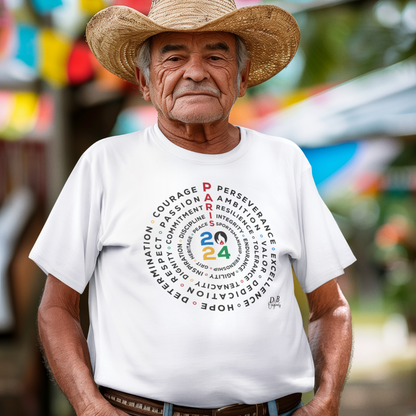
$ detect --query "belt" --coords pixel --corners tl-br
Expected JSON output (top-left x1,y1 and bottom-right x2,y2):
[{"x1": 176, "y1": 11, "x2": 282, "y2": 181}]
[{"x1": 99, "y1": 386, "x2": 302, "y2": 416}]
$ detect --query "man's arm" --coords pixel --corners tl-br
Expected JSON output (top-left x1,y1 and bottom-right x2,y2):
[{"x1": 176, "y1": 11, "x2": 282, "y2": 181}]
[
  {"x1": 38, "y1": 274, "x2": 128, "y2": 416},
  {"x1": 294, "y1": 278, "x2": 352, "y2": 416}
]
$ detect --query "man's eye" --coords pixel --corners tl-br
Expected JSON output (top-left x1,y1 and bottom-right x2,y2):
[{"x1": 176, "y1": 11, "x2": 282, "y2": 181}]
[
  {"x1": 168, "y1": 57, "x2": 180, "y2": 62},
  {"x1": 209, "y1": 56, "x2": 221, "y2": 61}
]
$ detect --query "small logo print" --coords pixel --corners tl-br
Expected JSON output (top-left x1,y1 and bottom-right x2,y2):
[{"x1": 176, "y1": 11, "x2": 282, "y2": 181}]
[{"x1": 268, "y1": 296, "x2": 281, "y2": 309}]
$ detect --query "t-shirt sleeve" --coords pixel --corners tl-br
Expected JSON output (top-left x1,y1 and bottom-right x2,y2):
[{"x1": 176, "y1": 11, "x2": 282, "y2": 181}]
[
  {"x1": 29, "y1": 153, "x2": 102, "y2": 294},
  {"x1": 292, "y1": 166, "x2": 356, "y2": 293}
]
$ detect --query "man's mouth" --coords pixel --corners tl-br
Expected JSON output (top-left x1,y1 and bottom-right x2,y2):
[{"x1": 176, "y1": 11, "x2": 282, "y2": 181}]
[{"x1": 173, "y1": 85, "x2": 220, "y2": 100}]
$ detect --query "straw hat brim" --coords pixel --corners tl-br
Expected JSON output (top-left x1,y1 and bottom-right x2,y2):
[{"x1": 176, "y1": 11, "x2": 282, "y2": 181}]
[{"x1": 86, "y1": 5, "x2": 300, "y2": 88}]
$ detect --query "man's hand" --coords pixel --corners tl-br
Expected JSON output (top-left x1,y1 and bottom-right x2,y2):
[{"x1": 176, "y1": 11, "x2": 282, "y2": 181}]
[
  {"x1": 291, "y1": 396, "x2": 337, "y2": 416},
  {"x1": 81, "y1": 400, "x2": 130, "y2": 416}
]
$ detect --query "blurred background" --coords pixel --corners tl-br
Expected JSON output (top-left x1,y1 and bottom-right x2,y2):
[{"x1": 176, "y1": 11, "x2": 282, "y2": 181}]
[{"x1": 0, "y1": 0, "x2": 416, "y2": 414}]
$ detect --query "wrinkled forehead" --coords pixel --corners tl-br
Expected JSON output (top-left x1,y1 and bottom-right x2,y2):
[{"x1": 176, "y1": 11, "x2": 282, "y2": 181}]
[{"x1": 149, "y1": 31, "x2": 237, "y2": 56}]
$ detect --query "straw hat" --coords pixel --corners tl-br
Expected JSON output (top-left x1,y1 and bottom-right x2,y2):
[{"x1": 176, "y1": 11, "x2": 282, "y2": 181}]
[{"x1": 86, "y1": 0, "x2": 300, "y2": 88}]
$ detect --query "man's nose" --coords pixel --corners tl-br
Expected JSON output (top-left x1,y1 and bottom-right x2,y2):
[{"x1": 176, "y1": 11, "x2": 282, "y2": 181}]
[{"x1": 183, "y1": 56, "x2": 209, "y2": 82}]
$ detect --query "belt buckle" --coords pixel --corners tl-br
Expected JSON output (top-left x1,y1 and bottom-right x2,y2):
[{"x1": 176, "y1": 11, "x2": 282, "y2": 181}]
[{"x1": 213, "y1": 403, "x2": 262, "y2": 416}]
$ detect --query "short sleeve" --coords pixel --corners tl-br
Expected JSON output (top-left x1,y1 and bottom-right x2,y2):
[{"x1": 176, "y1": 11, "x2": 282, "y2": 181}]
[
  {"x1": 29, "y1": 154, "x2": 102, "y2": 294},
  {"x1": 292, "y1": 167, "x2": 356, "y2": 293}
]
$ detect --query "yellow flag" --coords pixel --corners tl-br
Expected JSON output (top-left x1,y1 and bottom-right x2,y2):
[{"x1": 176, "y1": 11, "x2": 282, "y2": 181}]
[
  {"x1": 80, "y1": 0, "x2": 106, "y2": 14},
  {"x1": 39, "y1": 29, "x2": 71, "y2": 87},
  {"x1": 3, "y1": 93, "x2": 38, "y2": 140}
]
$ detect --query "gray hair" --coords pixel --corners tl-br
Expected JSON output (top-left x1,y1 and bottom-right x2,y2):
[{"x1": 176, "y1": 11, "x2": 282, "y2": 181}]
[
  {"x1": 136, "y1": 39, "x2": 152, "y2": 83},
  {"x1": 136, "y1": 34, "x2": 250, "y2": 84}
]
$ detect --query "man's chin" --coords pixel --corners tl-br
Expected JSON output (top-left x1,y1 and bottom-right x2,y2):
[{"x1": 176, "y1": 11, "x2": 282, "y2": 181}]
[{"x1": 168, "y1": 112, "x2": 224, "y2": 124}]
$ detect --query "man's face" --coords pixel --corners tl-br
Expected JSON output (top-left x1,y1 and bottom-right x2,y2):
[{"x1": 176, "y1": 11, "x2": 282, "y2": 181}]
[{"x1": 138, "y1": 32, "x2": 249, "y2": 124}]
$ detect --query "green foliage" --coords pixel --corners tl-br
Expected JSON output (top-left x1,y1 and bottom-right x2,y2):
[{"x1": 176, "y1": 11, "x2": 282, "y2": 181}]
[
  {"x1": 251, "y1": 0, "x2": 416, "y2": 94},
  {"x1": 300, "y1": 1, "x2": 416, "y2": 86}
]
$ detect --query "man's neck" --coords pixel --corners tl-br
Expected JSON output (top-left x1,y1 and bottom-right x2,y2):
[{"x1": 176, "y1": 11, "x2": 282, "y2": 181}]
[{"x1": 157, "y1": 117, "x2": 240, "y2": 155}]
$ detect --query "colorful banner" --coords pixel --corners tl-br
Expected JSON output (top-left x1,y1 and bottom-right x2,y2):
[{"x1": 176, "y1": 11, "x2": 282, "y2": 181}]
[
  {"x1": 0, "y1": 6, "x2": 14, "y2": 58},
  {"x1": 39, "y1": 28, "x2": 71, "y2": 86},
  {"x1": 67, "y1": 40, "x2": 95, "y2": 85},
  {"x1": 33, "y1": 93, "x2": 54, "y2": 135},
  {"x1": 112, "y1": 0, "x2": 151, "y2": 14},
  {"x1": 0, "y1": 91, "x2": 54, "y2": 140},
  {"x1": 0, "y1": 92, "x2": 14, "y2": 132},
  {"x1": 31, "y1": 0, "x2": 63, "y2": 14},
  {"x1": 80, "y1": 0, "x2": 106, "y2": 14},
  {"x1": 15, "y1": 24, "x2": 39, "y2": 69},
  {"x1": 1, "y1": 92, "x2": 37, "y2": 140},
  {"x1": 112, "y1": 106, "x2": 157, "y2": 135}
]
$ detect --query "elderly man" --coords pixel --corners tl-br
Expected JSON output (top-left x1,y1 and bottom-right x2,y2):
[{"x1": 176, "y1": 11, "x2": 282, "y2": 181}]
[{"x1": 30, "y1": 1, "x2": 356, "y2": 416}]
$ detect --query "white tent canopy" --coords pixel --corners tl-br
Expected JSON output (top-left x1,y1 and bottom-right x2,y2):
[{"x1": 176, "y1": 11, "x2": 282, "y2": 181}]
[{"x1": 259, "y1": 57, "x2": 416, "y2": 146}]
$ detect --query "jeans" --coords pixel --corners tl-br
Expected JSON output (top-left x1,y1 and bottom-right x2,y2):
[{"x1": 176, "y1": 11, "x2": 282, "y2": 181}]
[
  {"x1": 129, "y1": 401, "x2": 303, "y2": 416},
  {"x1": 268, "y1": 400, "x2": 303, "y2": 416}
]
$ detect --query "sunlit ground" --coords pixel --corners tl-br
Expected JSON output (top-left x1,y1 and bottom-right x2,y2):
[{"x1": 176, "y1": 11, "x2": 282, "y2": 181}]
[{"x1": 340, "y1": 311, "x2": 416, "y2": 416}]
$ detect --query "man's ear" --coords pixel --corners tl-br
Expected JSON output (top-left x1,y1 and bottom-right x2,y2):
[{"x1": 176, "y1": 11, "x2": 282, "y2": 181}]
[
  {"x1": 238, "y1": 60, "x2": 251, "y2": 98},
  {"x1": 135, "y1": 67, "x2": 151, "y2": 101}
]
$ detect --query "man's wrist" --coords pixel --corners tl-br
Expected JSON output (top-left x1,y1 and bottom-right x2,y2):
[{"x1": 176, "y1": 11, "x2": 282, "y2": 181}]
[
  {"x1": 309, "y1": 389, "x2": 340, "y2": 415},
  {"x1": 73, "y1": 388, "x2": 109, "y2": 416}
]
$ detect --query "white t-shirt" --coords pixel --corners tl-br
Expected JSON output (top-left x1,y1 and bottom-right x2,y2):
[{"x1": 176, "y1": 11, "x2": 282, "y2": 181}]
[{"x1": 30, "y1": 125, "x2": 356, "y2": 408}]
